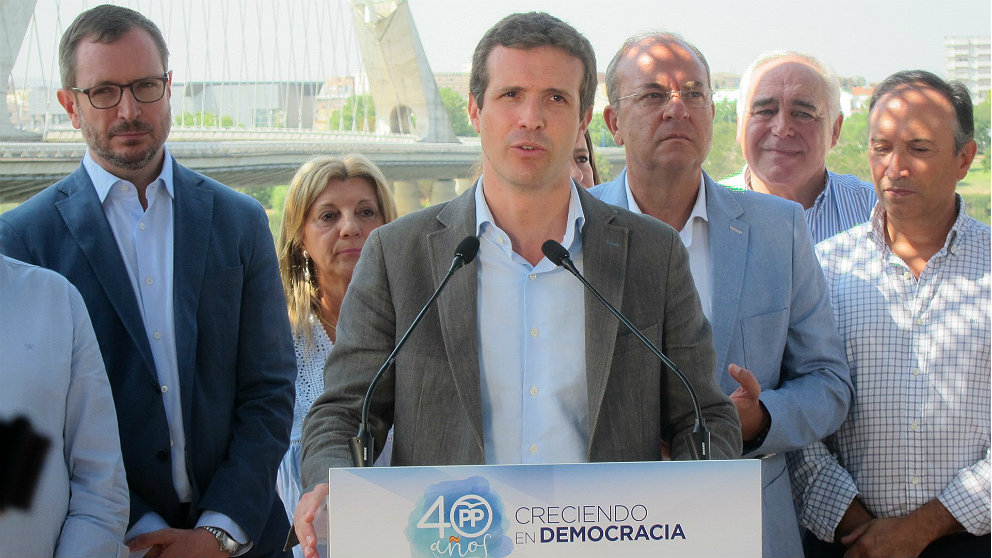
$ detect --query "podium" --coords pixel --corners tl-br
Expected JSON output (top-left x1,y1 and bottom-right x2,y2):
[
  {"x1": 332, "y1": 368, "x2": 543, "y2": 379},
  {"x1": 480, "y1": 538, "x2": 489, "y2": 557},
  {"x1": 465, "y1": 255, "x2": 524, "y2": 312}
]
[{"x1": 325, "y1": 459, "x2": 761, "y2": 557}]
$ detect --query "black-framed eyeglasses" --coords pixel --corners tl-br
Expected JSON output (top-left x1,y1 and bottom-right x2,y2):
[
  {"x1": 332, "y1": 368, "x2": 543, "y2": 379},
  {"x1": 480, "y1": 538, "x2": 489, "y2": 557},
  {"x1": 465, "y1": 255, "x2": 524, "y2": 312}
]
[
  {"x1": 614, "y1": 84, "x2": 712, "y2": 109},
  {"x1": 69, "y1": 74, "x2": 170, "y2": 109}
]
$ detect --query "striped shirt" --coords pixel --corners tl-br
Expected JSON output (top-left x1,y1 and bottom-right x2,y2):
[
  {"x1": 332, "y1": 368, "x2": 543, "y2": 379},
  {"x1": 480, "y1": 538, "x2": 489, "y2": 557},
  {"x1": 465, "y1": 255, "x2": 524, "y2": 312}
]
[
  {"x1": 787, "y1": 197, "x2": 991, "y2": 541},
  {"x1": 720, "y1": 167, "x2": 876, "y2": 243}
]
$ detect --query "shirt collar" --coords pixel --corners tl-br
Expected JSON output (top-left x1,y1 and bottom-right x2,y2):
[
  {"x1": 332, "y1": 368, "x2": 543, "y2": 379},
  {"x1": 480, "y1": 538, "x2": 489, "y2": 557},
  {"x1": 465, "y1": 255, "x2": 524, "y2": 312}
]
[
  {"x1": 868, "y1": 194, "x2": 968, "y2": 256},
  {"x1": 808, "y1": 169, "x2": 832, "y2": 212},
  {"x1": 623, "y1": 171, "x2": 708, "y2": 232},
  {"x1": 474, "y1": 177, "x2": 586, "y2": 253},
  {"x1": 84, "y1": 146, "x2": 175, "y2": 203},
  {"x1": 742, "y1": 163, "x2": 830, "y2": 208}
]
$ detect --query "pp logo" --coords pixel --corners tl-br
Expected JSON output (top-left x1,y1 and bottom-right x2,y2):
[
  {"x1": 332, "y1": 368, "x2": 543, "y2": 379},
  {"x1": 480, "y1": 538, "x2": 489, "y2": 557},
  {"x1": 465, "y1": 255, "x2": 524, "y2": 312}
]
[
  {"x1": 406, "y1": 476, "x2": 513, "y2": 557},
  {"x1": 450, "y1": 495, "x2": 493, "y2": 538},
  {"x1": 414, "y1": 493, "x2": 493, "y2": 538}
]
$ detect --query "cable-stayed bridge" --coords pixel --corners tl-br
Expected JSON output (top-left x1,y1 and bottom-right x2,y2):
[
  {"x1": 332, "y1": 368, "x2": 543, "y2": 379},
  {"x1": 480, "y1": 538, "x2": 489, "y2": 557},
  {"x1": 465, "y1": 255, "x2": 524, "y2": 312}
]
[{"x1": 2, "y1": 0, "x2": 618, "y2": 212}]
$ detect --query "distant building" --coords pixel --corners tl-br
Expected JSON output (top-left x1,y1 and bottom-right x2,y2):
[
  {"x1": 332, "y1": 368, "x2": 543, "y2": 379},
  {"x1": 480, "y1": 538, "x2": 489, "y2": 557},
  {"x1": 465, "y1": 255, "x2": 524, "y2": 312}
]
[
  {"x1": 172, "y1": 81, "x2": 323, "y2": 129},
  {"x1": 945, "y1": 36, "x2": 991, "y2": 100}
]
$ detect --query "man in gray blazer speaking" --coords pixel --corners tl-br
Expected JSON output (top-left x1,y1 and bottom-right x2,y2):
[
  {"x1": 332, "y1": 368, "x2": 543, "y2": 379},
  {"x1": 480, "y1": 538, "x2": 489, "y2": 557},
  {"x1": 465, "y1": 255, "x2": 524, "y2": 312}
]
[{"x1": 293, "y1": 12, "x2": 742, "y2": 556}]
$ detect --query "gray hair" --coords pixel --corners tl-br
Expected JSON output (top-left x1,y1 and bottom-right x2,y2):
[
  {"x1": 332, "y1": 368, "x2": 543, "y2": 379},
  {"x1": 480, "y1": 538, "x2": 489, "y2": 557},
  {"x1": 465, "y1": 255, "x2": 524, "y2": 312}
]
[
  {"x1": 736, "y1": 51, "x2": 841, "y2": 125},
  {"x1": 59, "y1": 4, "x2": 169, "y2": 88},
  {"x1": 605, "y1": 32, "x2": 711, "y2": 108}
]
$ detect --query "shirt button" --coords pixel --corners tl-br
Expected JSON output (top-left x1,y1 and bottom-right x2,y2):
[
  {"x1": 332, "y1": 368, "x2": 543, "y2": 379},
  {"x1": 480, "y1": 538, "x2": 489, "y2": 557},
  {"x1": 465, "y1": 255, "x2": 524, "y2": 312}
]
[
  {"x1": 153, "y1": 331, "x2": 161, "y2": 340},
  {"x1": 912, "y1": 368, "x2": 922, "y2": 376},
  {"x1": 528, "y1": 274, "x2": 537, "y2": 280},
  {"x1": 161, "y1": 385, "x2": 168, "y2": 393},
  {"x1": 911, "y1": 476, "x2": 921, "y2": 485},
  {"x1": 915, "y1": 318, "x2": 924, "y2": 326},
  {"x1": 529, "y1": 385, "x2": 539, "y2": 396},
  {"x1": 121, "y1": 184, "x2": 130, "y2": 192},
  {"x1": 529, "y1": 328, "x2": 538, "y2": 337},
  {"x1": 139, "y1": 222, "x2": 146, "y2": 231},
  {"x1": 903, "y1": 271, "x2": 911, "y2": 279},
  {"x1": 910, "y1": 421, "x2": 920, "y2": 431},
  {"x1": 497, "y1": 237, "x2": 505, "y2": 245},
  {"x1": 529, "y1": 444, "x2": 538, "y2": 454},
  {"x1": 145, "y1": 276, "x2": 154, "y2": 285}
]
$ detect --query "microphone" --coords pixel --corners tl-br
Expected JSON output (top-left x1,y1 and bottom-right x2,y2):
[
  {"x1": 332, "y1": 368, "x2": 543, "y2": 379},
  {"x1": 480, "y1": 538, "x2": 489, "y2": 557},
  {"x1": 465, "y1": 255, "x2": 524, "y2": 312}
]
[
  {"x1": 349, "y1": 235, "x2": 481, "y2": 466},
  {"x1": 541, "y1": 239, "x2": 711, "y2": 460}
]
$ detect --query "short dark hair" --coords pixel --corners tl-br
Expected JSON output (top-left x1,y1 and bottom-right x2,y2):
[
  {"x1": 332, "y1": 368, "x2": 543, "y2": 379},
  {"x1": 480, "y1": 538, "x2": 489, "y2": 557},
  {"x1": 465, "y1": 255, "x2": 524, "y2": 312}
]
[
  {"x1": 59, "y1": 4, "x2": 169, "y2": 88},
  {"x1": 606, "y1": 32, "x2": 711, "y2": 106},
  {"x1": 469, "y1": 12, "x2": 597, "y2": 117},
  {"x1": 869, "y1": 70, "x2": 974, "y2": 153}
]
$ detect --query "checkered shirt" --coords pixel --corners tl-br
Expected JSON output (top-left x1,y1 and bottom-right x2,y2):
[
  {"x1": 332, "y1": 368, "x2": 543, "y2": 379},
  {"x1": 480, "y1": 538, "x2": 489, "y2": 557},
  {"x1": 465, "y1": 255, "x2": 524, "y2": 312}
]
[{"x1": 788, "y1": 196, "x2": 991, "y2": 541}]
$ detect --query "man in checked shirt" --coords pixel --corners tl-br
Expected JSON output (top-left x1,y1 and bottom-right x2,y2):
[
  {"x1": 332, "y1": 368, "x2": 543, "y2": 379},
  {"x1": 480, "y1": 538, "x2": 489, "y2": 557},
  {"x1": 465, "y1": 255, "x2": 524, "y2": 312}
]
[{"x1": 788, "y1": 70, "x2": 990, "y2": 558}]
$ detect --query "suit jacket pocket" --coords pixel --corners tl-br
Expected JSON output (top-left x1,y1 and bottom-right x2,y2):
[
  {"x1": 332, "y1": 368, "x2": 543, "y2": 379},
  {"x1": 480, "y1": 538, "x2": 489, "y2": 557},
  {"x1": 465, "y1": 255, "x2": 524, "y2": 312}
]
[
  {"x1": 740, "y1": 308, "x2": 788, "y2": 379},
  {"x1": 198, "y1": 265, "x2": 244, "y2": 335}
]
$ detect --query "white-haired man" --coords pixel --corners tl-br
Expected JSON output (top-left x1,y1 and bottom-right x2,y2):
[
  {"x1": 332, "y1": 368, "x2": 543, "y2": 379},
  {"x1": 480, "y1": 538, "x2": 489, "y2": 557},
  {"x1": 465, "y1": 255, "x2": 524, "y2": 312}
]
[{"x1": 724, "y1": 52, "x2": 875, "y2": 242}]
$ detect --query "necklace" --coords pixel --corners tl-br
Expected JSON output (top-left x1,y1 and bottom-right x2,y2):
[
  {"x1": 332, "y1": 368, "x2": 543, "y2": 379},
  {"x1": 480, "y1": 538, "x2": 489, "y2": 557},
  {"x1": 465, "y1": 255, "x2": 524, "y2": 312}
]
[{"x1": 317, "y1": 312, "x2": 337, "y2": 332}]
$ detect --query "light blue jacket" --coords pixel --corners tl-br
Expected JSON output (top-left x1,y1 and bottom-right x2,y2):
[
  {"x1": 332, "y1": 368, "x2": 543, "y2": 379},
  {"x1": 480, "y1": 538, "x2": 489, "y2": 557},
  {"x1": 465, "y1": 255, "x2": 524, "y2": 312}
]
[{"x1": 591, "y1": 169, "x2": 853, "y2": 558}]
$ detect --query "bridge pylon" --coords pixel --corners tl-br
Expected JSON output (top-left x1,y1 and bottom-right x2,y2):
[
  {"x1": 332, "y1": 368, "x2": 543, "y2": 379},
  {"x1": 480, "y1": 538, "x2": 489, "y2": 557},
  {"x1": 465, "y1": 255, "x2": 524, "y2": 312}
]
[
  {"x1": 351, "y1": 0, "x2": 458, "y2": 143},
  {"x1": 1, "y1": 0, "x2": 40, "y2": 141}
]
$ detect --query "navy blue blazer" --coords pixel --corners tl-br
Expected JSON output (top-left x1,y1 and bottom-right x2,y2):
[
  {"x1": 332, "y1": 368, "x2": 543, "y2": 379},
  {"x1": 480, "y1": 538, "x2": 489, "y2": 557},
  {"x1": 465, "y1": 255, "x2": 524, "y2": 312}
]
[
  {"x1": 591, "y1": 169, "x2": 852, "y2": 558},
  {"x1": 0, "y1": 161, "x2": 296, "y2": 556}
]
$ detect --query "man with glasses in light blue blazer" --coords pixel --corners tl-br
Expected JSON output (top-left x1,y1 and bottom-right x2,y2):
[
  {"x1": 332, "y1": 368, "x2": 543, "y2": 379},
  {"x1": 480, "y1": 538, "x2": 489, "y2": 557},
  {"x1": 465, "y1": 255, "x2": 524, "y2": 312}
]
[{"x1": 590, "y1": 32, "x2": 853, "y2": 558}]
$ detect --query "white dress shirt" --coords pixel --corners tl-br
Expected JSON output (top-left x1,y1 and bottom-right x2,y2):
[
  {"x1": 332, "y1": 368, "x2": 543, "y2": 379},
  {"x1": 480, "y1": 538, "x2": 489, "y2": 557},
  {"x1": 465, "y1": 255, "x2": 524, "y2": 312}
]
[
  {"x1": 83, "y1": 150, "x2": 249, "y2": 549},
  {"x1": 475, "y1": 179, "x2": 589, "y2": 464},
  {"x1": 625, "y1": 173, "x2": 711, "y2": 321}
]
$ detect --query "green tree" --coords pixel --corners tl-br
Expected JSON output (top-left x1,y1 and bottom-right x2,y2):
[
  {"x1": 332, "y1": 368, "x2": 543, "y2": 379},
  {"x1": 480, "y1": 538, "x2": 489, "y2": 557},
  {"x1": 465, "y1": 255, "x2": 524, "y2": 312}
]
[
  {"x1": 330, "y1": 94, "x2": 376, "y2": 132},
  {"x1": 826, "y1": 111, "x2": 870, "y2": 180},
  {"x1": 174, "y1": 111, "x2": 235, "y2": 127},
  {"x1": 707, "y1": 100, "x2": 746, "y2": 180},
  {"x1": 974, "y1": 97, "x2": 990, "y2": 171},
  {"x1": 587, "y1": 112, "x2": 617, "y2": 148},
  {"x1": 438, "y1": 87, "x2": 475, "y2": 136}
]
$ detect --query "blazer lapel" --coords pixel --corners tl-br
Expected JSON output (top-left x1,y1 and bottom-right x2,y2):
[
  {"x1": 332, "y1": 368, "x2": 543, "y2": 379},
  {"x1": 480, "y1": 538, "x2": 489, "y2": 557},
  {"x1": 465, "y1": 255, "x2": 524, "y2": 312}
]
[
  {"x1": 577, "y1": 188, "x2": 626, "y2": 452},
  {"x1": 171, "y1": 163, "x2": 213, "y2": 411},
  {"x1": 431, "y1": 186, "x2": 484, "y2": 454},
  {"x1": 704, "y1": 173, "x2": 748, "y2": 375},
  {"x1": 55, "y1": 167, "x2": 157, "y2": 376}
]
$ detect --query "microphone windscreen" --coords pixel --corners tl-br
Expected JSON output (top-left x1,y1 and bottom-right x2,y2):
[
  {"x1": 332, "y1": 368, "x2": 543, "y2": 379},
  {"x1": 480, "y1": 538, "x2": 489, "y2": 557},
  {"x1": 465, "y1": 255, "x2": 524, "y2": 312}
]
[
  {"x1": 541, "y1": 239, "x2": 569, "y2": 266},
  {"x1": 455, "y1": 235, "x2": 480, "y2": 264}
]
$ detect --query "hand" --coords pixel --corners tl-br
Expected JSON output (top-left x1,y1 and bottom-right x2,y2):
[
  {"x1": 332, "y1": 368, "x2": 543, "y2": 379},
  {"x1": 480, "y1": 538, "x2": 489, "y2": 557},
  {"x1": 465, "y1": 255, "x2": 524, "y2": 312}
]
[
  {"x1": 834, "y1": 497, "x2": 874, "y2": 542},
  {"x1": 840, "y1": 499, "x2": 963, "y2": 558},
  {"x1": 127, "y1": 527, "x2": 228, "y2": 558},
  {"x1": 841, "y1": 517, "x2": 929, "y2": 558},
  {"x1": 294, "y1": 483, "x2": 329, "y2": 558},
  {"x1": 728, "y1": 364, "x2": 769, "y2": 441}
]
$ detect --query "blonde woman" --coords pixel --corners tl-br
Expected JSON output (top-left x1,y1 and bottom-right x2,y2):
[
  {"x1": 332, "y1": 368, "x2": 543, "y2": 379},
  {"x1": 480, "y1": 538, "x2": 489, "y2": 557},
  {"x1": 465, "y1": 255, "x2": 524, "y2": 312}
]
[{"x1": 275, "y1": 155, "x2": 397, "y2": 538}]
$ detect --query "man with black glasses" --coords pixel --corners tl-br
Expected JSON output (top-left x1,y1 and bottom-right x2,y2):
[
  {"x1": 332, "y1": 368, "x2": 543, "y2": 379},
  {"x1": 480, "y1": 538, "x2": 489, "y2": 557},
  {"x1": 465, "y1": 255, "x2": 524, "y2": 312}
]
[
  {"x1": 0, "y1": 5, "x2": 296, "y2": 557},
  {"x1": 590, "y1": 33, "x2": 852, "y2": 558}
]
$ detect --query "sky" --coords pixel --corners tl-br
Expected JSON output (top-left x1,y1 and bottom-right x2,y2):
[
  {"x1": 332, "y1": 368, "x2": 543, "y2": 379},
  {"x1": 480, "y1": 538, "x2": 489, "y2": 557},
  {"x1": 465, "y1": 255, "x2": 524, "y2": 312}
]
[
  {"x1": 12, "y1": 0, "x2": 992, "y2": 87},
  {"x1": 407, "y1": 0, "x2": 990, "y2": 82}
]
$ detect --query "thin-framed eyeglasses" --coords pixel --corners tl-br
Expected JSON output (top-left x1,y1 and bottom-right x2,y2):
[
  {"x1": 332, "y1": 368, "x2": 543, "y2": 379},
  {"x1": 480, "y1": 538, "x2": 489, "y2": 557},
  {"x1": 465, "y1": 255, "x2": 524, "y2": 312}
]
[
  {"x1": 69, "y1": 73, "x2": 170, "y2": 109},
  {"x1": 613, "y1": 84, "x2": 712, "y2": 109}
]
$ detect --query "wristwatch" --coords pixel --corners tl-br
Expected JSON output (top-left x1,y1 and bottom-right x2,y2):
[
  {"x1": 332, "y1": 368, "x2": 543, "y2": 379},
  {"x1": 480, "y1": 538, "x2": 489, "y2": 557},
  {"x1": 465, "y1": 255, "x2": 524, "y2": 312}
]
[{"x1": 202, "y1": 526, "x2": 241, "y2": 554}]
